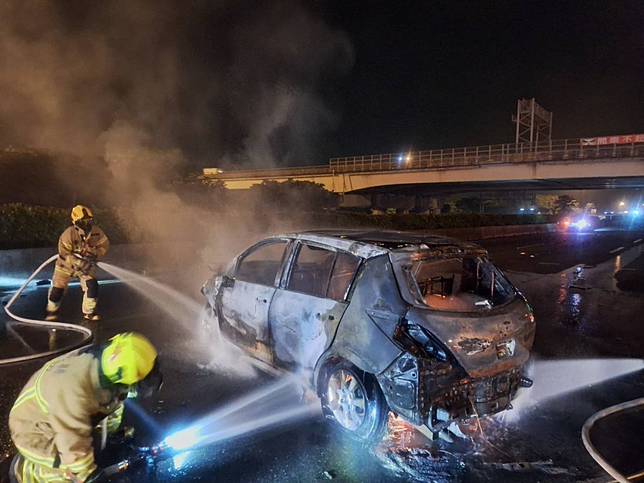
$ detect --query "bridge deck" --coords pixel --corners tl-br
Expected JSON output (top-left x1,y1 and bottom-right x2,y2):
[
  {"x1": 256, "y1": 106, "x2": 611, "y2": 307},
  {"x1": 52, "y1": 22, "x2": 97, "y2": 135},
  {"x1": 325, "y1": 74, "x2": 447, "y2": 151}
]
[{"x1": 207, "y1": 136, "x2": 644, "y2": 181}]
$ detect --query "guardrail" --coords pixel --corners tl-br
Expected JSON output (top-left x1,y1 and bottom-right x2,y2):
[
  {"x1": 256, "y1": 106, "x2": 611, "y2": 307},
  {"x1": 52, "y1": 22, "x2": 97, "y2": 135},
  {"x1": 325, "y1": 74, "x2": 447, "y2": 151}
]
[
  {"x1": 204, "y1": 136, "x2": 644, "y2": 179},
  {"x1": 211, "y1": 164, "x2": 331, "y2": 179},
  {"x1": 329, "y1": 138, "x2": 644, "y2": 174}
]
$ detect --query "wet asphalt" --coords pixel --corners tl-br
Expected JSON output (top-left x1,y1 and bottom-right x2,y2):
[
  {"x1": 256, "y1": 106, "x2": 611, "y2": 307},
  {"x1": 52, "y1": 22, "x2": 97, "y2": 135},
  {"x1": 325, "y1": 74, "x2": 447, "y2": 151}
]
[{"x1": 1, "y1": 228, "x2": 643, "y2": 482}]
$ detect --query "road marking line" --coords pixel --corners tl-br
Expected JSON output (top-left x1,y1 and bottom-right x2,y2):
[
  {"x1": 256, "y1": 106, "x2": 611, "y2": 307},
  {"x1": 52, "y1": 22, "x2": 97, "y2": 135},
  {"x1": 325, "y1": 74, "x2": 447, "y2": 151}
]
[
  {"x1": 633, "y1": 238, "x2": 642, "y2": 244},
  {"x1": 609, "y1": 246, "x2": 624, "y2": 254}
]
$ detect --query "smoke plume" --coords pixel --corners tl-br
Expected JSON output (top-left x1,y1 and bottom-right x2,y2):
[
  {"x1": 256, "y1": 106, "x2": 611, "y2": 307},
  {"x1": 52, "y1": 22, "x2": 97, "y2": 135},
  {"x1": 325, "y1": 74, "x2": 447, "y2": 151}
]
[
  {"x1": 0, "y1": 1, "x2": 354, "y2": 369},
  {"x1": 0, "y1": 0, "x2": 354, "y2": 245},
  {"x1": 0, "y1": 0, "x2": 353, "y2": 166}
]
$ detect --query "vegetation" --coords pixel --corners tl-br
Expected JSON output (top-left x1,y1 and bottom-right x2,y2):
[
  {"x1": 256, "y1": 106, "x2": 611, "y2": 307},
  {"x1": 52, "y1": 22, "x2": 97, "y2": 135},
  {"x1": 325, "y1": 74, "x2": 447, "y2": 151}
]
[
  {"x1": 553, "y1": 194, "x2": 579, "y2": 215},
  {"x1": 248, "y1": 179, "x2": 340, "y2": 210},
  {"x1": 0, "y1": 202, "x2": 555, "y2": 250},
  {"x1": 0, "y1": 204, "x2": 129, "y2": 250}
]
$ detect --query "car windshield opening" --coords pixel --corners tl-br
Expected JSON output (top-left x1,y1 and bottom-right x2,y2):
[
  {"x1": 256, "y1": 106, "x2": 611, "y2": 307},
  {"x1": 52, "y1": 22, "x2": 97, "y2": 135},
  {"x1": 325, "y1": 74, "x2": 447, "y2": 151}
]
[{"x1": 405, "y1": 256, "x2": 515, "y2": 312}]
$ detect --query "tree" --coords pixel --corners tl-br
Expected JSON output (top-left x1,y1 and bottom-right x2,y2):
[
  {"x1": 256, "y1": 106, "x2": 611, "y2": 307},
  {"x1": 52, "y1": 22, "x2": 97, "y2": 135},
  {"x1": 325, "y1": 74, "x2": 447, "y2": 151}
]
[
  {"x1": 249, "y1": 179, "x2": 339, "y2": 211},
  {"x1": 554, "y1": 195, "x2": 579, "y2": 215},
  {"x1": 535, "y1": 194, "x2": 558, "y2": 214},
  {"x1": 455, "y1": 197, "x2": 481, "y2": 213}
]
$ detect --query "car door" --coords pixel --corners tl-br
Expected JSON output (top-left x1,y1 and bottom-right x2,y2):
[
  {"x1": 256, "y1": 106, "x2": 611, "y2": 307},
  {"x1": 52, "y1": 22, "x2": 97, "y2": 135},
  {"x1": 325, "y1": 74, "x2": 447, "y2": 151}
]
[
  {"x1": 218, "y1": 239, "x2": 290, "y2": 345},
  {"x1": 269, "y1": 242, "x2": 362, "y2": 370}
]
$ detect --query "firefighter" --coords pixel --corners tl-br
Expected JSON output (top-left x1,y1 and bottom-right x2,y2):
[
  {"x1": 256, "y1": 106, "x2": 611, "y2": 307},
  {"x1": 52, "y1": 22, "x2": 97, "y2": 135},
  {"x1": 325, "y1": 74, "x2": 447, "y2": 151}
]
[
  {"x1": 47, "y1": 205, "x2": 110, "y2": 321},
  {"x1": 8, "y1": 332, "x2": 163, "y2": 483}
]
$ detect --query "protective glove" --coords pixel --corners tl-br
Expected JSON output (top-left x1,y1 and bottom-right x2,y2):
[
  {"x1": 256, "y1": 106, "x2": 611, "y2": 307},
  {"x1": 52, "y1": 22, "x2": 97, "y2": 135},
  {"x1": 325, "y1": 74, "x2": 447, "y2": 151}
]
[
  {"x1": 107, "y1": 426, "x2": 136, "y2": 448},
  {"x1": 72, "y1": 253, "x2": 96, "y2": 274}
]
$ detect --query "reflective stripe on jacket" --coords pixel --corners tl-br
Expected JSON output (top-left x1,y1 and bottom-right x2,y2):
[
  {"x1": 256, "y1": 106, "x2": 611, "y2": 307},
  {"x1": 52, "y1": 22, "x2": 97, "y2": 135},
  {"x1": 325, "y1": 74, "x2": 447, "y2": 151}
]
[{"x1": 9, "y1": 352, "x2": 122, "y2": 481}]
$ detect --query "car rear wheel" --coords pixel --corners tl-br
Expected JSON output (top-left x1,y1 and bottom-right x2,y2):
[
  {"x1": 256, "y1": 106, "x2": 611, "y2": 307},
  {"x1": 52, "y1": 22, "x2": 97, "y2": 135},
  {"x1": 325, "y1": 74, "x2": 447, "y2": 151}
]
[{"x1": 321, "y1": 361, "x2": 389, "y2": 443}]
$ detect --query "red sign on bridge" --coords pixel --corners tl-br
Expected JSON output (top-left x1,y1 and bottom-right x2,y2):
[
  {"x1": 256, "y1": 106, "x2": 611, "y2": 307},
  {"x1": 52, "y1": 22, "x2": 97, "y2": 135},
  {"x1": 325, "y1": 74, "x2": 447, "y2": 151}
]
[{"x1": 581, "y1": 134, "x2": 644, "y2": 146}]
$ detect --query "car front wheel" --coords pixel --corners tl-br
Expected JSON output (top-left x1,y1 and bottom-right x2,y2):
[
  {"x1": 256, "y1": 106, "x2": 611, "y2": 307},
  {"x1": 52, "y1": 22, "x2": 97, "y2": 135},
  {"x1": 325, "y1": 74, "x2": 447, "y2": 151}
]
[{"x1": 320, "y1": 361, "x2": 389, "y2": 443}]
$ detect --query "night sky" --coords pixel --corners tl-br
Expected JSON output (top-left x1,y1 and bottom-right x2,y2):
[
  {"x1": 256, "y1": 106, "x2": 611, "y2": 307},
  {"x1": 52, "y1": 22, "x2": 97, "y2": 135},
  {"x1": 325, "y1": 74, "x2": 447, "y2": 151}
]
[
  {"x1": 315, "y1": 0, "x2": 644, "y2": 159},
  {"x1": 0, "y1": 1, "x2": 642, "y2": 168}
]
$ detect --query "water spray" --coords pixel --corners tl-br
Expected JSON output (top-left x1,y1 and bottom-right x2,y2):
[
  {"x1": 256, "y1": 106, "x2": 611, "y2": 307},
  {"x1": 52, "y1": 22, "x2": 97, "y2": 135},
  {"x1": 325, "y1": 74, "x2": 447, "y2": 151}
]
[
  {"x1": 102, "y1": 376, "x2": 319, "y2": 478},
  {"x1": 501, "y1": 357, "x2": 644, "y2": 423}
]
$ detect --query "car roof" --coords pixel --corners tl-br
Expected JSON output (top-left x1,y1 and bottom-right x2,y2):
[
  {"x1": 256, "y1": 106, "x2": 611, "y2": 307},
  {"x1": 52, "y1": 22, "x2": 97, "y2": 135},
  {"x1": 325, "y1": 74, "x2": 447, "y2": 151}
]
[{"x1": 280, "y1": 229, "x2": 482, "y2": 259}]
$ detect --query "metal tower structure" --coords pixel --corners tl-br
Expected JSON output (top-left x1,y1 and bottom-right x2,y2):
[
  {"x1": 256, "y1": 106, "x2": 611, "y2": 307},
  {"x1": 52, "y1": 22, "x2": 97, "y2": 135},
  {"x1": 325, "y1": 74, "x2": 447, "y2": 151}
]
[{"x1": 513, "y1": 98, "x2": 553, "y2": 144}]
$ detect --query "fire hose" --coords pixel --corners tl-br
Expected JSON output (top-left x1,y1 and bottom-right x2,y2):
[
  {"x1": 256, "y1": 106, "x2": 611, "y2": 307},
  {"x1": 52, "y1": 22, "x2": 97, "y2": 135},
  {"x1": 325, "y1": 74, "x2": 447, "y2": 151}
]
[
  {"x1": 98, "y1": 439, "x2": 177, "y2": 480},
  {"x1": 582, "y1": 397, "x2": 644, "y2": 483},
  {"x1": 1, "y1": 254, "x2": 93, "y2": 366}
]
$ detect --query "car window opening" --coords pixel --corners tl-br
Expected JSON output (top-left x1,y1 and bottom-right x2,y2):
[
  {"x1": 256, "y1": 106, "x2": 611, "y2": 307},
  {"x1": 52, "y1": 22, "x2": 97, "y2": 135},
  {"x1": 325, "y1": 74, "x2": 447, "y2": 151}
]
[
  {"x1": 409, "y1": 256, "x2": 514, "y2": 312},
  {"x1": 236, "y1": 241, "x2": 288, "y2": 286},
  {"x1": 288, "y1": 244, "x2": 361, "y2": 301}
]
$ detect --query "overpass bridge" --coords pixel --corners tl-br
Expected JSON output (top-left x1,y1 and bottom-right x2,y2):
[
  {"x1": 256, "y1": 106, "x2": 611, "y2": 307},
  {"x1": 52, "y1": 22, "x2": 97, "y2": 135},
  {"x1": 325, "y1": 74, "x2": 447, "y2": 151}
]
[{"x1": 204, "y1": 135, "x2": 644, "y2": 193}]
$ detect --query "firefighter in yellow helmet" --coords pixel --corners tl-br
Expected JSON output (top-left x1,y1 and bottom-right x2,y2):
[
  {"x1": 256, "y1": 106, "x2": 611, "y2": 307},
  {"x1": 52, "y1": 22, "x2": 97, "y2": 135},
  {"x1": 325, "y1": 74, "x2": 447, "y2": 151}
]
[
  {"x1": 9, "y1": 333, "x2": 163, "y2": 483},
  {"x1": 47, "y1": 205, "x2": 110, "y2": 321}
]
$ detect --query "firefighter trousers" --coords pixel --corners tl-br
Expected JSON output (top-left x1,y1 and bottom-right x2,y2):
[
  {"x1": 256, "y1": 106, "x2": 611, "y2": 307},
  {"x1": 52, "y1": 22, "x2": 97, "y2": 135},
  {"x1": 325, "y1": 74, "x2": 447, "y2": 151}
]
[{"x1": 47, "y1": 267, "x2": 98, "y2": 316}]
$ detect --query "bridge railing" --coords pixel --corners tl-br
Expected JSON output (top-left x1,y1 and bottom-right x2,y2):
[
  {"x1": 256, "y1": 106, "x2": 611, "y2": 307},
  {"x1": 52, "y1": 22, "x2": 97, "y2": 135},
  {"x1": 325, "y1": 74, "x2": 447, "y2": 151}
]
[
  {"x1": 329, "y1": 137, "x2": 644, "y2": 174},
  {"x1": 204, "y1": 136, "x2": 643, "y2": 179},
  {"x1": 211, "y1": 164, "x2": 331, "y2": 179}
]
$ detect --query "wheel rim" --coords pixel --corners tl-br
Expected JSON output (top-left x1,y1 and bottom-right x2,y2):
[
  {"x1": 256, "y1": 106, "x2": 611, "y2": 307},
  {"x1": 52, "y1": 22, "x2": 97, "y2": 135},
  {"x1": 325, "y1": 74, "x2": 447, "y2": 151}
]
[{"x1": 327, "y1": 369, "x2": 367, "y2": 431}]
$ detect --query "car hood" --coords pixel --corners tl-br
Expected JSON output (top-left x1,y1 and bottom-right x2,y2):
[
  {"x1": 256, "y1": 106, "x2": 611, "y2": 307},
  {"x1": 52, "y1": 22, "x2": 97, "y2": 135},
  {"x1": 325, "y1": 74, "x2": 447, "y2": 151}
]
[{"x1": 406, "y1": 297, "x2": 535, "y2": 378}]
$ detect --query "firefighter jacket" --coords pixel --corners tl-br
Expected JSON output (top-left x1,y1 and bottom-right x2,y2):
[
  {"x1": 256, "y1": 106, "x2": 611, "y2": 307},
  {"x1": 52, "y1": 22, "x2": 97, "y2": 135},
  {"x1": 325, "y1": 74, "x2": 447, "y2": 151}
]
[
  {"x1": 9, "y1": 351, "x2": 124, "y2": 481},
  {"x1": 55, "y1": 225, "x2": 109, "y2": 278}
]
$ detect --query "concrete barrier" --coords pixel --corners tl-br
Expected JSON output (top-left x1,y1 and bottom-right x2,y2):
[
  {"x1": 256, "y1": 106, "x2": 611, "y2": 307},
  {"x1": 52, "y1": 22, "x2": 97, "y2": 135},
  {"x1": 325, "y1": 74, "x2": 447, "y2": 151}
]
[{"x1": 431, "y1": 223, "x2": 557, "y2": 241}]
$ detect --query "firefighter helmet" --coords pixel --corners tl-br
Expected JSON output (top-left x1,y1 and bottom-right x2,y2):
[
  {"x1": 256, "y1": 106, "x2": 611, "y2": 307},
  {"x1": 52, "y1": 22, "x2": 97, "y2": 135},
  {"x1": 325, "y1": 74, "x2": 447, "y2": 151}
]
[
  {"x1": 101, "y1": 332, "x2": 158, "y2": 385},
  {"x1": 71, "y1": 205, "x2": 94, "y2": 224}
]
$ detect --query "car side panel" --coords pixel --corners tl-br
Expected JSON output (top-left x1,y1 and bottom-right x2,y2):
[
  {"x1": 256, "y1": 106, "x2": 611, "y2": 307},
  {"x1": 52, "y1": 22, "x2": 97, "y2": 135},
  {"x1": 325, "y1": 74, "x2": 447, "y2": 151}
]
[
  {"x1": 220, "y1": 280, "x2": 276, "y2": 342},
  {"x1": 319, "y1": 254, "x2": 407, "y2": 377},
  {"x1": 269, "y1": 290, "x2": 346, "y2": 369}
]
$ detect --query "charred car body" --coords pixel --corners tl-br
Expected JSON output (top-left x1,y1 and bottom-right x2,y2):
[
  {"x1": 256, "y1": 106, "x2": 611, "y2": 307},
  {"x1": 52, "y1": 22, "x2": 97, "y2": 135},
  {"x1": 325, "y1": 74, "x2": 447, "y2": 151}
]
[{"x1": 201, "y1": 230, "x2": 535, "y2": 441}]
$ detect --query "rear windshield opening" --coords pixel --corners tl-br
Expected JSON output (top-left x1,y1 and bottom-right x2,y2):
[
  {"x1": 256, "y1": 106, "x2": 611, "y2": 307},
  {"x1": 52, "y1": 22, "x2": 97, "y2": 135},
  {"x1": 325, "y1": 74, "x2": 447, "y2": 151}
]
[{"x1": 408, "y1": 256, "x2": 515, "y2": 312}]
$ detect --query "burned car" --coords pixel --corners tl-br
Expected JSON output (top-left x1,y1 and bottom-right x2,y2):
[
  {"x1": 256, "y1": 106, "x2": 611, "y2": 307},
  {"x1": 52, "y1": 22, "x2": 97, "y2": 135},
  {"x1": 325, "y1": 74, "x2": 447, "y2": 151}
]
[{"x1": 201, "y1": 230, "x2": 535, "y2": 442}]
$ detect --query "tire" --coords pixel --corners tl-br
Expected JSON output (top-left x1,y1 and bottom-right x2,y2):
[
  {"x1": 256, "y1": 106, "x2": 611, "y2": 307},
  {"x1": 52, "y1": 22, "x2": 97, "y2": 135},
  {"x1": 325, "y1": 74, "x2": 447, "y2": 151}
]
[{"x1": 320, "y1": 360, "x2": 389, "y2": 444}]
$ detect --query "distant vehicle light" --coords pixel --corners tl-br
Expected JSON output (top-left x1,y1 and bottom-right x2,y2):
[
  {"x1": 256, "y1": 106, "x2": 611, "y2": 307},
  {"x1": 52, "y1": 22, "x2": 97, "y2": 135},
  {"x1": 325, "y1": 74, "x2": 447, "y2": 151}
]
[
  {"x1": 519, "y1": 208, "x2": 525, "y2": 212},
  {"x1": 570, "y1": 218, "x2": 590, "y2": 230},
  {"x1": 529, "y1": 207, "x2": 535, "y2": 211}
]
